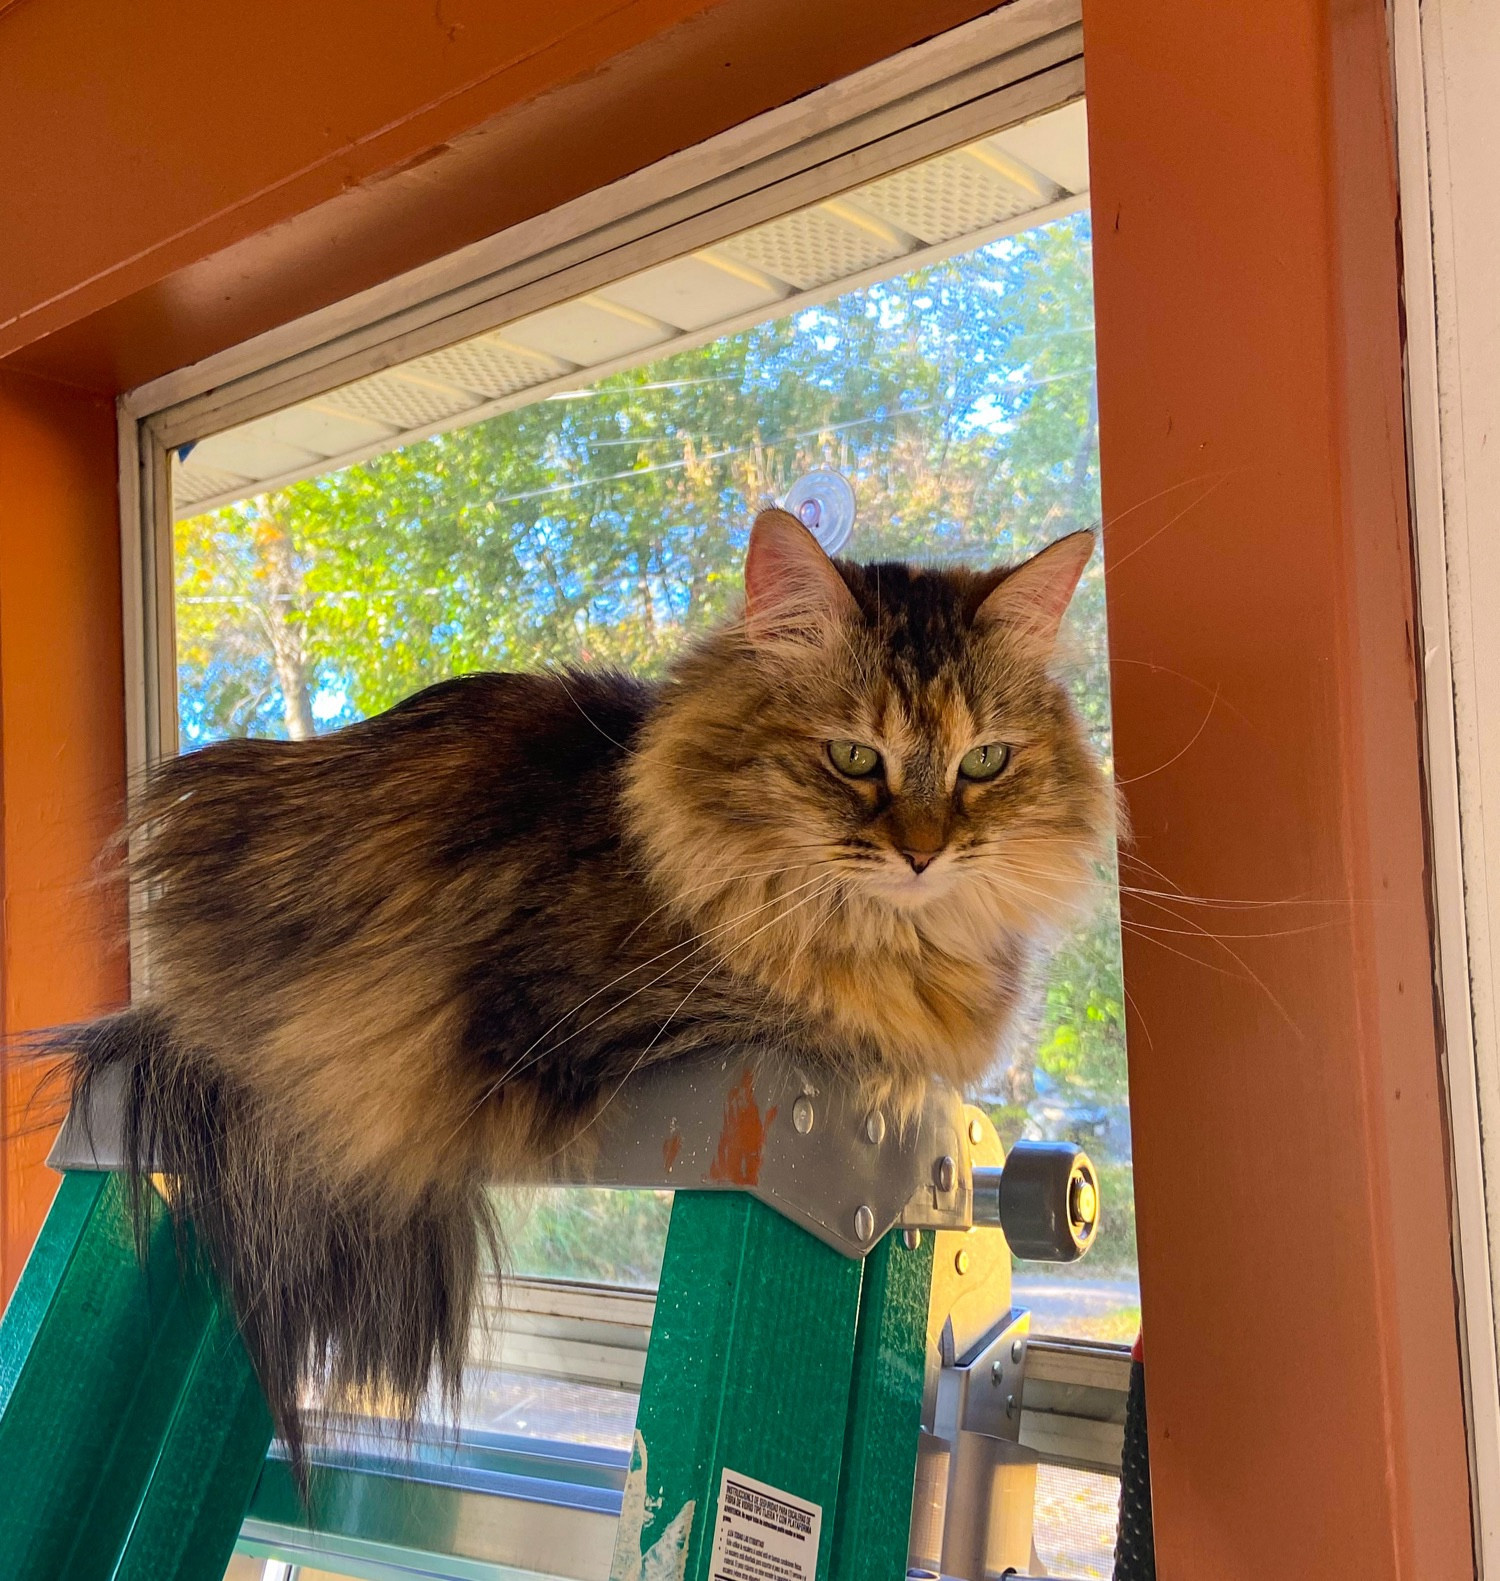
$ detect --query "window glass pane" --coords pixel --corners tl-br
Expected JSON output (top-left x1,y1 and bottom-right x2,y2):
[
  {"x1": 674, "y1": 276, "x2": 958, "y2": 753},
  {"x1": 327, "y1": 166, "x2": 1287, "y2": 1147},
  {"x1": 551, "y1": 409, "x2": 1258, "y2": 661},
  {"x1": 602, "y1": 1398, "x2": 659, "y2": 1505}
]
[
  {"x1": 461, "y1": 1365, "x2": 639, "y2": 1449},
  {"x1": 173, "y1": 207, "x2": 1134, "y2": 1346},
  {"x1": 503, "y1": 1186, "x2": 671, "y2": 1288}
]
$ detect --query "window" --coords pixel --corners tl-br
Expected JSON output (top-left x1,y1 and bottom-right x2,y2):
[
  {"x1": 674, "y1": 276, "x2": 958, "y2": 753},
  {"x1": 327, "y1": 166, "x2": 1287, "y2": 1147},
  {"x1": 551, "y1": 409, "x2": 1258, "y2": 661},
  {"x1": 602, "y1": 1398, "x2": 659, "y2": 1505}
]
[
  {"x1": 170, "y1": 152, "x2": 1134, "y2": 1353},
  {"x1": 124, "y1": 10, "x2": 1134, "y2": 1574},
  {"x1": 187, "y1": 180, "x2": 1129, "y2": 1581}
]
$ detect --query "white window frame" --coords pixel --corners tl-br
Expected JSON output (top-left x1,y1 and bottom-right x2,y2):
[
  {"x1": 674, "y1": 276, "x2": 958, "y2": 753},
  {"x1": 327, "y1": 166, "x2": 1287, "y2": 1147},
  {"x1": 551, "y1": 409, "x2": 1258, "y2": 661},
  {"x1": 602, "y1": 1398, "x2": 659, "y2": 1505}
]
[{"x1": 1394, "y1": 0, "x2": 1500, "y2": 1572}]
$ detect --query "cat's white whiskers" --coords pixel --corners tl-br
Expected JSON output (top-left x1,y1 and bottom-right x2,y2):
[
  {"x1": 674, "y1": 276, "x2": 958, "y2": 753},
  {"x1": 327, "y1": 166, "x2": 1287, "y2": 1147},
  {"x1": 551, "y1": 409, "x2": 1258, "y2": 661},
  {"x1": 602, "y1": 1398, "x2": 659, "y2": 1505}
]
[
  {"x1": 1115, "y1": 848, "x2": 1188, "y2": 896},
  {"x1": 1123, "y1": 915, "x2": 1334, "y2": 942},
  {"x1": 469, "y1": 871, "x2": 837, "y2": 1110},
  {"x1": 961, "y1": 846, "x2": 1306, "y2": 1034},
  {"x1": 551, "y1": 671, "x2": 637, "y2": 755},
  {"x1": 546, "y1": 877, "x2": 844, "y2": 1157},
  {"x1": 1120, "y1": 979, "x2": 1156, "y2": 1051},
  {"x1": 1101, "y1": 470, "x2": 1234, "y2": 573},
  {"x1": 615, "y1": 856, "x2": 842, "y2": 949},
  {"x1": 1113, "y1": 686, "x2": 1220, "y2": 787},
  {"x1": 1118, "y1": 891, "x2": 1302, "y2": 1033}
]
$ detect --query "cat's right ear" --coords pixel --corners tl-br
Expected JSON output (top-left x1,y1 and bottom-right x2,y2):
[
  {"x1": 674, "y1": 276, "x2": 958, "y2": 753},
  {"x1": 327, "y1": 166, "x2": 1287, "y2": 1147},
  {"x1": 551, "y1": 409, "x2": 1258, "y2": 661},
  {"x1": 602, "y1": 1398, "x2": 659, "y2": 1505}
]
[
  {"x1": 976, "y1": 530, "x2": 1095, "y2": 655},
  {"x1": 744, "y1": 508, "x2": 857, "y2": 644}
]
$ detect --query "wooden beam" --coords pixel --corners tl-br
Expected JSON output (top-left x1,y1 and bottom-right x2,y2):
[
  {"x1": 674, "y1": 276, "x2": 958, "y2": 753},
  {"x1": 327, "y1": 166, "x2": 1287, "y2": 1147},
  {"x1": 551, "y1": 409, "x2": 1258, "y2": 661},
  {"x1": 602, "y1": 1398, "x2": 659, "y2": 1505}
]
[
  {"x1": 0, "y1": 0, "x2": 1011, "y2": 392},
  {"x1": 1083, "y1": 0, "x2": 1473, "y2": 1572}
]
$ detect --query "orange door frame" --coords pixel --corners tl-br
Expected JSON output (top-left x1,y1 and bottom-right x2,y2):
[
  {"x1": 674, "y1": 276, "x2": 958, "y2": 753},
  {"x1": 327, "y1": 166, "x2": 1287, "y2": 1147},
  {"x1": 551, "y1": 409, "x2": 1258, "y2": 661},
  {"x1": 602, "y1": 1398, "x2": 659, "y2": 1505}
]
[{"x1": 0, "y1": 1, "x2": 1476, "y2": 1574}]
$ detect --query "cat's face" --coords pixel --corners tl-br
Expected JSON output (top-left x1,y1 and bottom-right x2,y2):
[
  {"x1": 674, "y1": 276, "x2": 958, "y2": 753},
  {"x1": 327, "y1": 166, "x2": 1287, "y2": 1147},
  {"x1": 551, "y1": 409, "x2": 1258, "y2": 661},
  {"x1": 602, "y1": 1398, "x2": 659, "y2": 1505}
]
[
  {"x1": 634, "y1": 510, "x2": 1112, "y2": 952},
  {"x1": 735, "y1": 511, "x2": 1110, "y2": 930}
]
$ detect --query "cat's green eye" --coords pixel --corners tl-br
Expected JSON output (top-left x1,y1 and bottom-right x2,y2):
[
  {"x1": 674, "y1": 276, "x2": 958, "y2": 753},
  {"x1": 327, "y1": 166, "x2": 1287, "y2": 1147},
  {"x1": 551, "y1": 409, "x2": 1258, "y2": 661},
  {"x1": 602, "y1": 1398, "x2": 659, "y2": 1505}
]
[
  {"x1": 828, "y1": 740, "x2": 881, "y2": 778},
  {"x1": 958, "y1": 743, "x2": 1011, "y2": 782}
]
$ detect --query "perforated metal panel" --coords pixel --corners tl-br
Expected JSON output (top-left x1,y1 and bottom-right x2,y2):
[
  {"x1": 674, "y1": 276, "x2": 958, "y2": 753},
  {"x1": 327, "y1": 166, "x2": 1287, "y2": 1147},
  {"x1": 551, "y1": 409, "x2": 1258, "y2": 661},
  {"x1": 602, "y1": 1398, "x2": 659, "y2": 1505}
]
[
  {"x1": 319, "y1": 371, "x2": 474, "y2": 431},
  {"x1": 407, "y1": 338, "x2": 564, "y2": 400},
  {"x1": 172, "y1": 461, "x2": 252, "y2": 507},
  {"x1": 717, "y1": 206, "x2": 906, "y2": 291},
  {"x1": 188, "y1": 427, "x2": 323, "y2": 482},
  {"x1": 173, "y1": 99, "x2": 1091, "y2": 518},
  {"x1": 503, "y1": 299, "x2": 668, "y2": 367},
  {"x1": 1033, "y1": 1463, "x2": 1120, "y2": 1579},
  {"x1": 854, "y1": 149, "x2": 1038, "y2": 246},
  {"x1": 989, "y1": 100, "x2": 1090, "y2": 197}
]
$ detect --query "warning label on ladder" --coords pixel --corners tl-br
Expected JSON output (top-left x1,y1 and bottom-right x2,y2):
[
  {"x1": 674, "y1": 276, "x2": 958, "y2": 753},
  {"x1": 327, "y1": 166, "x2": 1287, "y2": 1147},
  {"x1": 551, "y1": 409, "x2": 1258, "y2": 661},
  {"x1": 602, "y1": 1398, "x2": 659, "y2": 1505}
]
[{"x1": 708, "y1": 1467, "x2": 822, "y2": 1581}]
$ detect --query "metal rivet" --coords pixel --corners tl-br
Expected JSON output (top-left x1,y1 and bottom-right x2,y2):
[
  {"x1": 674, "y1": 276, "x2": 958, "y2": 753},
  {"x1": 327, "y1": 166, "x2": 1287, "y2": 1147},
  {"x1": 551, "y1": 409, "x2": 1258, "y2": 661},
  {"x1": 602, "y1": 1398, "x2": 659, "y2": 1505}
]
[
  {"x1": 935, "y1": 1155, "x2": 956, "y2": 1194},
  {"x1": 865, "y1": 1111, "x2": 887, "y2": 1146},
  {"x1": 991, "y1": 1359, "x2": 1004, "y2": 1386},
  {"x1": 1011, "y1": 1339, "x2": 1024, "y2": 1364},
  {"x1": 854, "y1": 1204, "x2": 875, "y2": 1243},
  {"x1": 1005, "y1": 1393, "x2": 1018, "y2": 1420},
  {"x1": 968, "y1": 1117, "x2": 984, "y2": 1146},
  {"x1": 902, "y1": 1228, "x2": 921, "y2": 1250},
  {"x1": 954, "y1": 1248, "x2": 970, "y2": 1275},
  {"x1": 792, "y1": 1096, "x2": 815, "y2": 1134}
]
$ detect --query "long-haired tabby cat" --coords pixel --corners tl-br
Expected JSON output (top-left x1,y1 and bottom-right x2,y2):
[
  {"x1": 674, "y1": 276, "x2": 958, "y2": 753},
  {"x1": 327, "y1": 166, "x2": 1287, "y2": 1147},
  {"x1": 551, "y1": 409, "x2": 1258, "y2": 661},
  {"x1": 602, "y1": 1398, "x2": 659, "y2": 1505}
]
[{"x1": 61, "y1": 507, "x2": 1111, "y2": 1468}]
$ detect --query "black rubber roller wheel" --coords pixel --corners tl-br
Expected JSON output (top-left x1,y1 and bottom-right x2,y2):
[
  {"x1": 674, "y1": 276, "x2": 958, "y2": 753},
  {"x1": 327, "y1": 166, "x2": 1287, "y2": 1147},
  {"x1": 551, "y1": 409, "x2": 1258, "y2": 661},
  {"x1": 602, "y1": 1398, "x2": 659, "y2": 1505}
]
[{"x1": 998, "y1": 1140, "x2": 1100, "y2": 1262}]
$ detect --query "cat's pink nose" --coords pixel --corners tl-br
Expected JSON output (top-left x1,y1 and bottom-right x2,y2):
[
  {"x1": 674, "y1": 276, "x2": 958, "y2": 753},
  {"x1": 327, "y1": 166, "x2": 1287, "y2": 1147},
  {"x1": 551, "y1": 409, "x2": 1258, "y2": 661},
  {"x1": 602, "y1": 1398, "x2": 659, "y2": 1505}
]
[{"x1": 903, "y1": 849, "x2": 940, "y2": 874}]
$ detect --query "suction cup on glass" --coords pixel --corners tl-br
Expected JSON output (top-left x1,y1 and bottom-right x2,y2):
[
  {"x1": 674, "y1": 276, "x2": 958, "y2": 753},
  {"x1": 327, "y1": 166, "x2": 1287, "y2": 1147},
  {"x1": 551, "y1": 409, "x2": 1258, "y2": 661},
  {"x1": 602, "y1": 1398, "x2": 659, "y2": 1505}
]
[{"x1": 782, "y1": 469, "x2": 857, "y2": 556}]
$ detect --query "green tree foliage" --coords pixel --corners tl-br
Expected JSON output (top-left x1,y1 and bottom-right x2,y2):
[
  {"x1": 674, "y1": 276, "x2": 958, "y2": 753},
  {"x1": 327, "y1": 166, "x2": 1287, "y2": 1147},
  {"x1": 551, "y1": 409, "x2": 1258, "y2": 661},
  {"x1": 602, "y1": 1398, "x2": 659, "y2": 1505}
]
[
  {"x1": 177, "y1": 214, "x2": 1105, "y2": 737},
  {"x1": 176, "y1": 211, "x2": 1133, "y2": 1273}
]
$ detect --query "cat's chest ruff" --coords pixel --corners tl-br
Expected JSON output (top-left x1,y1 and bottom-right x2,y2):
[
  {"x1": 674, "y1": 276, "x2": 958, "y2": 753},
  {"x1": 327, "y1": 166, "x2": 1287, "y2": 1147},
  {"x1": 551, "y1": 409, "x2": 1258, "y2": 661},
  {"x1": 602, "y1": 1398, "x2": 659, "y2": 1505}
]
[{"x1": 754, "y1": 913, "x2": 1013, "y2": 1083}]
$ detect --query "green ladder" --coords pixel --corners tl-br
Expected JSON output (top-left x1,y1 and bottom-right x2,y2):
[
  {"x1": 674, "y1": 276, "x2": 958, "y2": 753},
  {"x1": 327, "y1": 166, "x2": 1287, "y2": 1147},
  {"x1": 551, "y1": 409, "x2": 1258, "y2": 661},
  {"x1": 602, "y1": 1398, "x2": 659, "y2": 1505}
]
[{"x1": 0, "y1": 1055, "x2": 1096, "y2": 1581}]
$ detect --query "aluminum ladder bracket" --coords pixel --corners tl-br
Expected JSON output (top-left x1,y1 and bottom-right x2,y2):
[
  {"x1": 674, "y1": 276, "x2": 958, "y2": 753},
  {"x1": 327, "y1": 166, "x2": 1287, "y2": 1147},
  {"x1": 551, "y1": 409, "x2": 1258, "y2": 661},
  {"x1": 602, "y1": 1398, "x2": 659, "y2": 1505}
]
[{"x1": 50, "y1": 1048, "x2": 996, "y2": 1258}]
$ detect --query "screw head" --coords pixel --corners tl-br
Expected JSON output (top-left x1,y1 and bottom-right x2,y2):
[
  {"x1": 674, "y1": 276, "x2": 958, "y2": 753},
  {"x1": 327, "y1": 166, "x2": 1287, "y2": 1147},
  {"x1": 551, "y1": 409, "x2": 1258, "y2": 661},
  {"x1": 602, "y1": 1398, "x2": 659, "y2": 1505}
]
[
  {"x1": 865, "y1": 1110, "x2": 887, "y2": 1146},
  {"x1": 792, "y1": 1096, "x2": 815, "y2": 1134},
  {"x1": 902, "y1": 1228, "x2": 922, "y2": 1250},
  {"x1": 991, "y1": 1358, "x2": 1004, "y2": 1386},
  {"x1": 968, "y1": 1117, "x2": 984, "y2": 1146},
  {"x1": 935, "y1": 1155, "x2": 957, "y2": 1194},
  {"x1": 853, "y1": 1204, "x2": 875, "y2": 1243},
  {"x1": 954, "y1": 1248, "x2": 971, "y2": 1276},
  {"x1": 1005, "y1": 1393, "x2": 1018, "y2": 1419},
  {"x1": 1070, "y1": 1173, "x2": 1099, "y2": 1227},
  {"x1": 1011, "y1": 1338, "x2": 1024, "y2": 1364}
]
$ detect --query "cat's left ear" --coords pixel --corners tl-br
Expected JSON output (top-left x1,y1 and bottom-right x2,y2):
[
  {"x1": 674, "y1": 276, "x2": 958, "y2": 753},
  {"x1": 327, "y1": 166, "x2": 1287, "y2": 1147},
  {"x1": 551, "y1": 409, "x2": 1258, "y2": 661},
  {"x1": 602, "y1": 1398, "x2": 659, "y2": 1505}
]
[
  {"x1": 977, "y1": 531, "x2": 1095, "y2": 654},
  {"x1": 744, "y1": 507, "x2": 858, "y2": 644}
]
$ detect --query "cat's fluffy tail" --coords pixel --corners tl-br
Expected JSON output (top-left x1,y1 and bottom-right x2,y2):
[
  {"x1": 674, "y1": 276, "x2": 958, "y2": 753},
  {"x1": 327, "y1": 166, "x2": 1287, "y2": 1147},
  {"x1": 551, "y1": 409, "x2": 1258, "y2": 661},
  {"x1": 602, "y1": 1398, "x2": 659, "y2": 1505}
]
[{"x1": 60, "y1": 1006, "x2": 496, "y2": 1477}]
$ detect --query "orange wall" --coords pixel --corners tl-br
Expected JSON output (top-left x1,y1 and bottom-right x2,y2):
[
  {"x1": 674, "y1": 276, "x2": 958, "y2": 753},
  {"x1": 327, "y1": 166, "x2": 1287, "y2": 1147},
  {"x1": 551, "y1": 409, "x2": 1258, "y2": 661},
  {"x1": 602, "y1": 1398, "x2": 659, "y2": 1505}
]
[
  {"x1": 0, "y1": 370, "x2": 126, "y2": 1296},
  {"x1": 1085, "y1": 0, "x2": 1472, "y2": 1574},
  {"x1": 0, "y1": 0, "x2": 1005, "y2": 391}
]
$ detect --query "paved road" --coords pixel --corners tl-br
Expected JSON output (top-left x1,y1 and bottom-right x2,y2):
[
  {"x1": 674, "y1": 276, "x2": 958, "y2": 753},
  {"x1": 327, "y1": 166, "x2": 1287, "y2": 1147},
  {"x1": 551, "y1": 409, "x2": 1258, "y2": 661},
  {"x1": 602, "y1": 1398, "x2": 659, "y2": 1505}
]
[{"x1": 1011, "y1": 1273, "x2": 1139, "y2": 1334}]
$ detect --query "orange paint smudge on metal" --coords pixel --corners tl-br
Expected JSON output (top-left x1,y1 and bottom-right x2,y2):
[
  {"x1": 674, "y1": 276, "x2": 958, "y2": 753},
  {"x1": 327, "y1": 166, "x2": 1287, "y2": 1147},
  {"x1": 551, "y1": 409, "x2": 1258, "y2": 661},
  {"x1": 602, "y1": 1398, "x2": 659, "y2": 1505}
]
[
  {"x1": 662, "y1": 1130, "x2": 682, "y2": 1173},
  {"x1": 707, "y1": 1067, "x2": 777, "y2": 1186}
]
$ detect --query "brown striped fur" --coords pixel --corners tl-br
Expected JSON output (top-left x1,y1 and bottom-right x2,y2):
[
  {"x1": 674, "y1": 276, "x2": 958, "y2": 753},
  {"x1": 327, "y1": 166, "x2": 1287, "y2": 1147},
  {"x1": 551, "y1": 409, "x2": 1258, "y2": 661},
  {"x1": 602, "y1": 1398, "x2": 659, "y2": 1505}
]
[{"x1": 62, "y1": 510, "x2": 1112, "y2": 1470}]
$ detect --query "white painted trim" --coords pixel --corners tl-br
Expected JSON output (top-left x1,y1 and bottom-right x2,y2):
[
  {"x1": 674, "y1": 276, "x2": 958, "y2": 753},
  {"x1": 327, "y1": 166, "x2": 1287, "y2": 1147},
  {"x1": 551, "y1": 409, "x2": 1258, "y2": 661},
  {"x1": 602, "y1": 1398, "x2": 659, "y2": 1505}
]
[
  {"x1": 143, "y1": 37, "x2": 1082, "y2": 452},
  {"x1": 116, "y1": 404, "x2": 147, "y2": 784},
  {"x1": 1393, "y1": 0, "x2": 1500, "y2": 1571}
]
